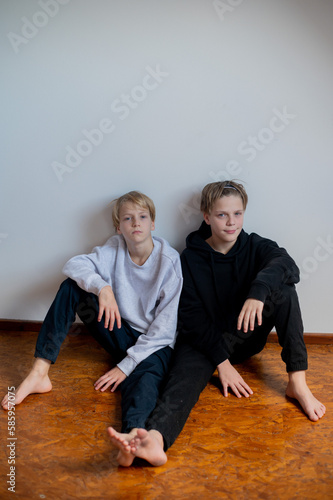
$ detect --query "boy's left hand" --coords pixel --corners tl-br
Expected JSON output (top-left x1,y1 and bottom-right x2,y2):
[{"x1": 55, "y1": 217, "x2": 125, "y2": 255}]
[
  {"x1": 237, "y1": 298, "x2": 264, "y2": 333},
  {"x1": 94, "y1": 367, "x2": 127, "y2": 392}
]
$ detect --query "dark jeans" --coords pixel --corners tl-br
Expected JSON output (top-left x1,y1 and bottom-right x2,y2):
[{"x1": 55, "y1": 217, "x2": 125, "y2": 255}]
[
  {"x1": 146, "y1": 284, "x2": 308, "y2": 450},
  {"x1": 35, "y1": 278, "x2": 172, "y2": 432}
]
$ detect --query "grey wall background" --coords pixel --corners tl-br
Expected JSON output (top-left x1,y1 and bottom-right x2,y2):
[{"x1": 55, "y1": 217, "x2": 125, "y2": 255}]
[{"x1": 1, "y1": 0, "x2": 332, "y2": 332}]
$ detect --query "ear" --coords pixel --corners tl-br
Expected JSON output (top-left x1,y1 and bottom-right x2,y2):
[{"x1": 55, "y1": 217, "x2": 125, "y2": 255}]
[
  {"x1": 203, "y1": 212, "x2": 211, "y2": 225},
  {"x1": 116, "y1": 226, "x2": 122, "y2": 234},
  {"x1": 151, "y1": 220, "x2": 155, "y2": 231}
]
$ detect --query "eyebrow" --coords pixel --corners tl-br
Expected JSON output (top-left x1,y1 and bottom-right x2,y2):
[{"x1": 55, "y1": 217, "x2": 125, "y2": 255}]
[
  {"x1": 121, "y1": 210, "x2": 149, "y2": 216},
  {"x1": 214, "y1": 209, "x2": 244, "y2": 214}
]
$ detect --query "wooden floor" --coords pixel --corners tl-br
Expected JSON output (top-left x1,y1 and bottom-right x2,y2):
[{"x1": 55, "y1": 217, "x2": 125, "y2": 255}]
[{"x1": 0, "y1": 329, "x2": 332, "y2": 500}]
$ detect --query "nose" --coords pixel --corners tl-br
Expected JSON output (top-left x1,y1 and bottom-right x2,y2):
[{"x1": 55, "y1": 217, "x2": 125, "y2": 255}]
[
  {"x1": 227, "y1": 216, "x2": 235, "y2": 226},
  {"x1": 132, "y1": 216, "x2": 140, "y2": 226}
]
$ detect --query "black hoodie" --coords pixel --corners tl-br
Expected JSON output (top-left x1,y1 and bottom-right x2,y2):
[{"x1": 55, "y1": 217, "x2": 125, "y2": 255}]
[{"x1": 177, "y1": 221, "x2": 300, "y2": 366}]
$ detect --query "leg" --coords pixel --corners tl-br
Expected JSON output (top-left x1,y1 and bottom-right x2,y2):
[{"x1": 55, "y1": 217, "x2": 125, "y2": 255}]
[
  {"x1": 286, "y1": 370, "x2": 326, "y2": 421},
  {"x1": 128, "y1": 342, "x2": 215, "y2": 465},
  {"x1": 107, "y1": 346, "x2": 172, "y2": 466},
  {"x1": 2, "y1": 278, "x2": 138, "y2": 409},
  {"x1": 272, "y1": 284, "x2": 325, "y2": 420},
  {"x1": 1, "y1": 358, "x2": 52, "y2": 410},
  {"x1": 120, "y1": 346, "x2": 173, "y2": 432},
  {"x1": 2, "y1": 279, "x2": 82, "y2": 409}
]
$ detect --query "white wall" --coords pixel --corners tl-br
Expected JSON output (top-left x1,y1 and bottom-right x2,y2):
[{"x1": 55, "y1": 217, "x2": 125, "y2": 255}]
[{"x1": 1, "y1": 0, "x2": 332, "y2": 332}]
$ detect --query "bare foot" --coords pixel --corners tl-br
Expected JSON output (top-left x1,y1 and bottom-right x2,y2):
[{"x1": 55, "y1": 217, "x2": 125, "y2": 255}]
[
  {"x1": 286, "y1": 371, "x2": 326, "y2": 422},
  {"x1": 2, "y1": 360, "x2": 52, "y2": 410},
  {"x1": 129, "y1": 429, "x2": 167, "y2": 466},
  {"x1": 107, "y1": 427, "x2": 137, "y2": 467}
]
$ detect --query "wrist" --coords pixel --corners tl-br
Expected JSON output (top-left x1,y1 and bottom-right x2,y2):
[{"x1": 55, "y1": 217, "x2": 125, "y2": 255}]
[{"x1": 217, "y1": 358, "x2": 230, "y2": 370}]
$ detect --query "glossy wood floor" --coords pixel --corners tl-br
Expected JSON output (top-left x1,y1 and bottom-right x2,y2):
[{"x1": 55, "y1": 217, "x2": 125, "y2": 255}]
[{"x1": 0, "y1": 329, "x2": 332, "y2": 500}]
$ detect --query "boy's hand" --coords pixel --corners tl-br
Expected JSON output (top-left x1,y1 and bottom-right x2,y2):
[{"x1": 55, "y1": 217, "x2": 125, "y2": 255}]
[
  {"x1": 98, "y1": 286, "x2": 121, "y2": 330},
  {"x1": 237, "y1": 298, "x2": 264, "y2": 333},
  {"x1": 94, "y1": 367, "x2": 127, "y2": 392},
  {"x1": 217, "y1": 359, "x2": 253, "y2": 398}
]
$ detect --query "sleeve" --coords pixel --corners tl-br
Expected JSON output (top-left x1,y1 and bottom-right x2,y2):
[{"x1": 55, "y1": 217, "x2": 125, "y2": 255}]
[
  {"x1": 247, "y1": 236, "x2": 300, "y2": 303},
  {"x1": 117, "y1": 257, "x2": 183, "y2": 376},
  {"x1": 177, "y1": 253, "x2": 230, "y2": 367},
  {"x1": 62, "y1": 237, "x2": 116, "y2": 296}
]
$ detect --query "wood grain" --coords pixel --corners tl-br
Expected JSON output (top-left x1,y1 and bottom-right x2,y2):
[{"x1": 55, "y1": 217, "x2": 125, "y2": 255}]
[{"x1": 0, "y1": 329, "x2": 332, "y2": 499}]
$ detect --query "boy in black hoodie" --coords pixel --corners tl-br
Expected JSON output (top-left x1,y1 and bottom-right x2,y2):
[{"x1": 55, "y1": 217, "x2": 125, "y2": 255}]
[{"x1": 111, "y1": 181, "x2": 326, "y2": 466}]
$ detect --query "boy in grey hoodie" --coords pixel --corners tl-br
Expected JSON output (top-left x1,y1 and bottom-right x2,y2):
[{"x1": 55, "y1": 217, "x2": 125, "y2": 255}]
[{"x1": 2, "y1": 191, "x2": 182, "y2": 466}]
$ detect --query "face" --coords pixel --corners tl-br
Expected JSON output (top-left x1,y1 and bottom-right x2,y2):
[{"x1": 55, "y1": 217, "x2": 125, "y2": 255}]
[
  {"x1": 117, "y1": 202, "x2": 155, "y2": 244},
  {"x1": 204, "y1": 195, "x2": 244, "y2": 252}
]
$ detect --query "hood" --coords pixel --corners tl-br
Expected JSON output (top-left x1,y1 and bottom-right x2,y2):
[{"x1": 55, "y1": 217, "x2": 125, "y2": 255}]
[{"x1": 185, "y1": 221, "x2": 249, "y2": 260}]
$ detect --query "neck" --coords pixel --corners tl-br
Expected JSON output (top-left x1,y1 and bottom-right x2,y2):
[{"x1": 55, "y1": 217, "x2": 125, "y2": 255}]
[
  {"x1": 128, "y1": 238, "x2": 154, "y2": 266},
  {"x1": 206, "y1": 236, "x2": 236, "y2": 255}
]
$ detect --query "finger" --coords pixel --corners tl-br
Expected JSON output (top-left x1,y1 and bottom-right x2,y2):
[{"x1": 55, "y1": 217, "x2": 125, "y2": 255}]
[
  {"x1": 100, "y1": 379, "x2": 113, "y2": 392},
  {"x1": 108, "y1": 311, "x2": 115, "y2": 331},
  {"x1": 256, "y1": 307, "x2": 262, "y2": 326},
  {"x1": 249, "y1": 310, "x2": 257, "y2": 331},
  {"x1": 115, "y1": 310, "x2": 122, "y2": 329},
  {"x1": 110, "y1": 380, "x2": 119, "y2": 392},
  {"x1": 104, "y1": 310, "x2": 111, "y2": 328},
  {"x1": 237, "y1": 384, "x2": 250, "y2": 397},
  {"x1": 231, "y1": 384, "x2": 242, "y2": 398},
  {"x1": 242, "y1": 311, "x2": 250, "y2": 333},
  {"x1": 237, "y1": 310, "x2": 244, "y2": 331},
  {"x1": 222, "y1": 383, "x2": 229, "y2": 398},
  {"x1": 94, "y1": 374, "x2": 112, "y2": 390},
  {"x1": 239, "y1": 381, "x2": 253, "y2": 396},
  {"x1": 94, "y1": 375, "x2": 108, "y2": 387},
  {"x1": 98, "y1": 305, "x2": 104, "y2": 323},
  {"x1": 94, "y1": 379, "x2": 107, "y2": 391}
]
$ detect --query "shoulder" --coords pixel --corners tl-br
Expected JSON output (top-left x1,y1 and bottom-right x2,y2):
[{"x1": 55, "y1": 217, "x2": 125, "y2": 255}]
[
  {"x1": 247, "y1": 232, "x2": 279, "y2": 248},
  {"x1": 153, "y1": 236, "x2": 180, "y2": 259},
  {"x1": 96, "y1": 234, "x2": 127, "y2": 253},
  {"x1": 152, "y1": 237, "x2": 182, "y2": 276}
]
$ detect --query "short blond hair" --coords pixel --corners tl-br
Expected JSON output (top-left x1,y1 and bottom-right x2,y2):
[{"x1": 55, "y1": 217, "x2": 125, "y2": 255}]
[
  {"x1": 200, "y1": 181, "x2": 248, "y2": 214},
  {"x1": 111, "y1": 191, "x2": 156, "y2": 229}
]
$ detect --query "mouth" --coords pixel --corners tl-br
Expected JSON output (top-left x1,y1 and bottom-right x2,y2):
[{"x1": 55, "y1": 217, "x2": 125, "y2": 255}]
[{"x1": 224, "y1": 230, "x2": 237, "y2": 234}]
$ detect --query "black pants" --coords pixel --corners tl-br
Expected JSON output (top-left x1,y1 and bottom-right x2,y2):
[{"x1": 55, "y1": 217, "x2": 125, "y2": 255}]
[
  {"x1": 146, "y1": 284, "x2": 308, "y2": 450},
  {"x1": 35, "y1": 278, "x2": 172, "y2": 432}
]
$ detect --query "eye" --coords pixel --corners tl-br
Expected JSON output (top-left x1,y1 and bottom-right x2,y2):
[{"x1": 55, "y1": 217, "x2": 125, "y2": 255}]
[
  {"x1": 217, "y1": 213, "x2": 226, "y2": 218},
  {"x1": 140, "y1": 215, "x2": 147, "y2": 219}
]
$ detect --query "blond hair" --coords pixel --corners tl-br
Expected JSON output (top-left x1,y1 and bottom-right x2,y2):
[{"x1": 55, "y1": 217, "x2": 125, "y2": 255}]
[
  {"x1": 200, "y1": 181, "x2": 248, "y2": 214},
  {"x1": 111, "y1": 191, "x2": 156, "y2": 229}
]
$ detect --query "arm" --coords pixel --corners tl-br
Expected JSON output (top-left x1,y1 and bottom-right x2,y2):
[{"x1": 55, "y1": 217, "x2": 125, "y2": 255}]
[
  {"x1": 179, "y1": 264, "x2": 253, "y2": 397},
  {"x1": 177, "y1": 253, "x2": 230, "y2": 366},
  {"x1": 62, "y1": 236, "x2": 119, "y2": 297},
  {"x1": 116, "y1": 256, "x2": 183, "y2": 377},
  {"x1": 247, "y1": 236, "x2": 300, "y2": 303},
  {"x1": 63, "y1": 237, "x2": 122, "y2": 330},
  {"x1": 238, "y1": 236, "x2": 299, "y2": 332}
]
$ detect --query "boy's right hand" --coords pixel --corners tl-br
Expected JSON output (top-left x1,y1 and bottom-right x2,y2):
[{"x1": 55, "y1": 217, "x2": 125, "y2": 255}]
[
  {"x1": 98, "y1": 286, "x2": 121, "y2": 331},
  {"x1": 217, "y1": 359, "x2": 253, "y2": 398}
]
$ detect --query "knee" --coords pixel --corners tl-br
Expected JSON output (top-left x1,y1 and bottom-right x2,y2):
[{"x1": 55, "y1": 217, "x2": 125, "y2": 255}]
[
  {"x1": 59, "y1": 278, "x2": 77, "y2": 292},
  {"x1": 263, "y1": 284, "x2": 299, "y2": 319}
]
